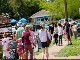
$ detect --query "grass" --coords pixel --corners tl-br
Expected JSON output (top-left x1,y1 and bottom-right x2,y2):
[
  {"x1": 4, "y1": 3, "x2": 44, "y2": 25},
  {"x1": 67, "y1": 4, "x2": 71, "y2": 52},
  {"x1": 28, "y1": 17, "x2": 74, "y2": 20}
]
[
  {"x1": 35, "y1": 41, "x2": 54, "y2": 55},
  {"x1": 55, "y1": 37, "x2": 80, "y2": 57},
  {"x1": 0, "y1": 46, "x2": 2, "y2": 57}
]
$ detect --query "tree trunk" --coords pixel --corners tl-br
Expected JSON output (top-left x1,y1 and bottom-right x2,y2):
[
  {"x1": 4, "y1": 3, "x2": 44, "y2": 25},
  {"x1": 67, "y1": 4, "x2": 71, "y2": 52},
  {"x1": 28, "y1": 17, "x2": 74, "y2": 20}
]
[{"x1": 64, "y1": 0, "x2": 68, "y2": 21}]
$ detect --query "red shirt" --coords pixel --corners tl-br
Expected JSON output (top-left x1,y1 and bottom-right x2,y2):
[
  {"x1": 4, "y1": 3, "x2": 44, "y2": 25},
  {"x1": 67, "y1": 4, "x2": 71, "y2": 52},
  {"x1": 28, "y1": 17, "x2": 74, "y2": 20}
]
[{"x1": 23, "y1": 31, "x2": 31, "y2": 45}]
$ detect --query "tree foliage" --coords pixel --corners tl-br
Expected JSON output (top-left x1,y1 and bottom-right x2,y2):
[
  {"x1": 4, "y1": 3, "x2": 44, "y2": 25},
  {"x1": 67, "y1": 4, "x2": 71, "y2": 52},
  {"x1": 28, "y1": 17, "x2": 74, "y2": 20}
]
[
  {"x1": 9, "y1": 0, "x2": 41, "y2": 19},
  {"x1": 0, "y1": 0, "x2": 80, "y2": 20},
  {"x1": 39, "y1": 0, "x2": 80, "y2": 19},
  {"x1": 0, "y1": 0, "x2": 41, "y2": 19}
]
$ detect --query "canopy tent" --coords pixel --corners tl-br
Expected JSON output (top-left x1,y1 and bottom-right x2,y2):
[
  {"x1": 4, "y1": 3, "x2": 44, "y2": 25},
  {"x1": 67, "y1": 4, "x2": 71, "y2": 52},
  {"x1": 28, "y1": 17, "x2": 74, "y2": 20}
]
[
  {"x1": 11, "y1": 19, "x2": 17, "y2": 23},
  {"x1": 19, "y1": 18, "x2": 28, "y2": 23}
]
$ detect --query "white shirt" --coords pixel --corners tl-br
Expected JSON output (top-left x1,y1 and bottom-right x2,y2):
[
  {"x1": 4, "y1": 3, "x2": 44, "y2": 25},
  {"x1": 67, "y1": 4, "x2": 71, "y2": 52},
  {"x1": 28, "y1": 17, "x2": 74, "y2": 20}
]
[
  {"x1": 58, "y1": 27, "x2": 63, "y2": 35},
  {"x1": 39, "y1": 29, "x2": 51, "y2": 42},
  {"x1": 2, "y1": 38, "x2": 10, "y2": 50},
  {"x1": 12, "y1": 26, "x2": 16, "y2": 32}
]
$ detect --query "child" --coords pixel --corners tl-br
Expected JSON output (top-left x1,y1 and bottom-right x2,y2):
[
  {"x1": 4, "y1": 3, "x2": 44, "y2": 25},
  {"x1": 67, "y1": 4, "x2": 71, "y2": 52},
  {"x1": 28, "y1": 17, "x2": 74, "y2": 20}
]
[
  {"x1": 2, "y1": 33, "x2": 10, "y2": 59},
  {"x1": 17, "y1": 38, "x2": 24, "y2": 59}
]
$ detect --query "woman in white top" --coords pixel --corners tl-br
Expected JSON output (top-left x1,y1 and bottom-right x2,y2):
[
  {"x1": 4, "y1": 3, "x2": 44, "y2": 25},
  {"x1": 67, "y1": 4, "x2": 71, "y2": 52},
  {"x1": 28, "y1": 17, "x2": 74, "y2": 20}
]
[
  {"x1": 53, "y1": 23, "x2": 58, "y2": 45},
  {"x1": 58, "y1": 23, "x2": 63, "y2": 46},
  {"x1": 39, "y1": 23, "x2": 51, "y2": 59},
  {"x1": 2, "y1": 33, "x2": 10, "y2": 59}
]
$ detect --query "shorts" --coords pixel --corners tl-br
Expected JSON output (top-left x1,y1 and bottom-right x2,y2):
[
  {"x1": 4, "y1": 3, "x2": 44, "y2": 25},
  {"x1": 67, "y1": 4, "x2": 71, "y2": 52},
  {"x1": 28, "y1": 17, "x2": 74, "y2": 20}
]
[
  {"x1": 3, "y1": 50, "x2": 9, "y2": 57},
  {"x1": 41, "y1": 42, "x2": 49, "y2": 48},
  {"x1": 67, "y1": 33, "x2": 70, "y2": 40}
]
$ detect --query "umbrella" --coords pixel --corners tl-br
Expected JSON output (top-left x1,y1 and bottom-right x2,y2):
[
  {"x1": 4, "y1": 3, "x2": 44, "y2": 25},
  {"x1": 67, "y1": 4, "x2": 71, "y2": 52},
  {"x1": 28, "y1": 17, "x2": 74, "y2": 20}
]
[
  {"x1": 11, "y1": 19, "x2": 17, "y2": 23},
  {"x1": 19, "y1": 18, "x2": 28, "y2": 23}
]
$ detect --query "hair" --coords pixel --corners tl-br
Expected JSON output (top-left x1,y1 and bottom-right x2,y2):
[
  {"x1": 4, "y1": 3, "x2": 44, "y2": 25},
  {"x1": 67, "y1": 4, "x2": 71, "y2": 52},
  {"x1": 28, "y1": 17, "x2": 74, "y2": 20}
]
[
  {"x1": 25, "y1": 25, "x2": 30, "y2": 30},
  {"x1": 54, "y1": 23, "x2": 57, "y2": 27},
  {"x1": 65, "y1": 19, "x2": 68, "y2": 22},
  {"x1": 58, "y1": 23, "x2": 62, "y2": 27},
  {"x1": 29, "y1": 25, "x2": 33, "y2": 31},
  {"x1": 3, "y1": 33, "x2": 7, "y2": 38}
]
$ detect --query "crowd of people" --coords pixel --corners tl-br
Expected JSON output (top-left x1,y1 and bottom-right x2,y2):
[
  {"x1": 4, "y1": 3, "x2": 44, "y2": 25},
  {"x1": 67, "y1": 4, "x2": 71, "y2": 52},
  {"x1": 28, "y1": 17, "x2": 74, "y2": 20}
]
[{"x1": 1, "y1": 20, "x2": 78, "y2": 60}]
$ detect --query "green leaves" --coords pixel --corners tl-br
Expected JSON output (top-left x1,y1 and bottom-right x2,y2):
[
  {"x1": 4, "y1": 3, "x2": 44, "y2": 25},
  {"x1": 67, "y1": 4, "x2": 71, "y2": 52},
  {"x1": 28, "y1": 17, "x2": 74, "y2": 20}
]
[{"x1": 39, "y1": 0, "x2": 80, "y2": 19}]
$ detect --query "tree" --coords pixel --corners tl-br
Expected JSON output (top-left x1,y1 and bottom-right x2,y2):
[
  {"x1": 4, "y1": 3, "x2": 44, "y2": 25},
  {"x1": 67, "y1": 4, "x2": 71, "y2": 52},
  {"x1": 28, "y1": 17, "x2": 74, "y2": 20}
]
[
  {"x1": 39, "y1": 0, "x2": 80, "y2": 19},
  {"x1": 0, "y1": 0, "x2": 12, "y2": 15},
  {"x1": 9, "y1": 0, "x2": 41, "y2": 19},
  {"x1": 64, "y1": 0, "x2": 68, "y2": 20}
]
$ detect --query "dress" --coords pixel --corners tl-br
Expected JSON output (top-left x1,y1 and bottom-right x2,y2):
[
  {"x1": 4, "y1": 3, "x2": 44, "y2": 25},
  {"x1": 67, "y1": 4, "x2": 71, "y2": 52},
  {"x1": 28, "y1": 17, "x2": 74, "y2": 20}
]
[
  {"x1": 2, "y1": 38, "x2": 10, "y2": 57},
  {"x1": 17, "y1": 38, "x2": 23, "y2": 55},
  {"x1": 8, "y1": 40, "x2": 17, "y2": 60}
]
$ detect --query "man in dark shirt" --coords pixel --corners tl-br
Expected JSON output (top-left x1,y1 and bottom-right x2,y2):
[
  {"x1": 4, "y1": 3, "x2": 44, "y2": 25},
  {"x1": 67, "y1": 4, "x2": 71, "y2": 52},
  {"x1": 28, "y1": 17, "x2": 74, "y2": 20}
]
[
  {"x1": 49, "y1": 23, "x2": 54, "y2": 34},
  {"x1": 49, "y1": 23, "x2": 54, "y2": 40},
  {"x1": 65, "y1": 20, "x2": 72, "y2": 45}
]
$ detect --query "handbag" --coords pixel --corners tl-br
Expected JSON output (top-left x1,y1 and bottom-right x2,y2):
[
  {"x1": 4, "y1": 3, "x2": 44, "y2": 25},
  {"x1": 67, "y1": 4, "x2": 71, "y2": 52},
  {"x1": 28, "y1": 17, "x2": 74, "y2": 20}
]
[{"x1": 46, "y1": 30, "x2": 51, "y2": 45}]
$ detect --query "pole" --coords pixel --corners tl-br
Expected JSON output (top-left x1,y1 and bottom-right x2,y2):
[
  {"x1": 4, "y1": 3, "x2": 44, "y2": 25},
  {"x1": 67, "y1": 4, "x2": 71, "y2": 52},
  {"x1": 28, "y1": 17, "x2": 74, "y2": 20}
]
[{"x1": 64, "y1": 0, "x2": 68, "y2": 21}]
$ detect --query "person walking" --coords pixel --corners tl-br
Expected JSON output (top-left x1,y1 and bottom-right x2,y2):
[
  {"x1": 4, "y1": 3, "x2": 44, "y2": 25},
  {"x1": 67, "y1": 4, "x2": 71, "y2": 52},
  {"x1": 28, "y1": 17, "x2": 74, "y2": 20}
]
[
  {"x1": 58, "y1": 23, "x2": 63, "y2": 46},
  {"x1": 65, "y1": 20, "x2": 72, "y2": 45},
  {"x1": 49, "y1": 23, "x2": 54, "y2": 41},
  {"x1": 22, "y1": 25, "x2": 33, "y2": 59},
  {"x1": 72, "y1": 22, "x2": 77, "y2": 40},
  {"x1": 39, "y1": 23, "x2": 51, "y2": 59},
  {"x1": 53, "y1": 23, "x2": 58, "y2": 45}
]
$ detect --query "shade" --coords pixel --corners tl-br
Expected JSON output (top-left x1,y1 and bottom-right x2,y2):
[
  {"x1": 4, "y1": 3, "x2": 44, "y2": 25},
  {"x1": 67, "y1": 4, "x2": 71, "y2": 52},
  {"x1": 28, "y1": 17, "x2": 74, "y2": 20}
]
[
  {"x1": 11, "y1": 19, "x2": 17, "y2": 23},
  {"x1": 19, "y1": 18, "x2": 28, "y2": 23}
]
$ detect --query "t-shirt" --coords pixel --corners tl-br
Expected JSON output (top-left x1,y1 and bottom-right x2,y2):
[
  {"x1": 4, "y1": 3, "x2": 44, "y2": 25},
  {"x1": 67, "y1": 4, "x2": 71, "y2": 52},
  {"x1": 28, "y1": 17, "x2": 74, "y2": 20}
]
[
  {"x1": 2, "y1": 38, "x2": 10, "y2": 50},
  {"x1": 54, "y1": 27, "x2": 58, "y2": 34},
  {"x1": 58, "y1": 27, "x2": 63, "y2": 35},
  {"x1": 16, "y1": 27, "x2": 24, "y2": 38},
  {"x1": 66, "y1": 23, "x2": 70, "y2": 33},
  {"x1": 29, "y1": 31, "x2": 35, "y2": 43},
  {"x1": 39, "y1": 29, "x2": 51, "y2": 42},
  {"x1": 22, "y1": 31, "x2": 31, "y2": 45},
  {"x1": 12, "y1": 26, "x2": 16, "y2": 32}
]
